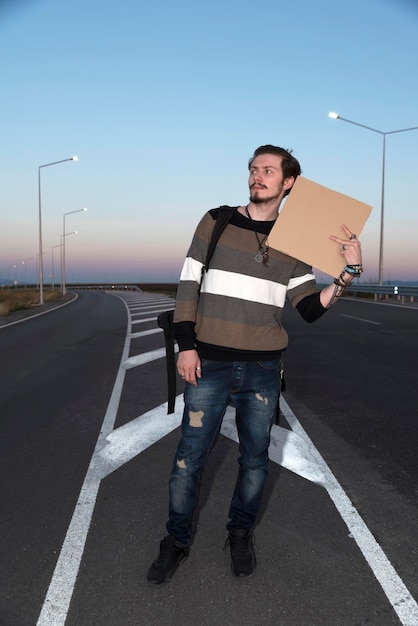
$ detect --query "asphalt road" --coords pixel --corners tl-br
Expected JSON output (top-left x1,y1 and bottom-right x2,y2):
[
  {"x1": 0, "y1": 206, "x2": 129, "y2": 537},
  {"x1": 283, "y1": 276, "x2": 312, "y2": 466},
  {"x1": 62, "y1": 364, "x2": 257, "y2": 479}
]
[{"x1": 1, "y1": 290, "x2": 417, "y2": 626}]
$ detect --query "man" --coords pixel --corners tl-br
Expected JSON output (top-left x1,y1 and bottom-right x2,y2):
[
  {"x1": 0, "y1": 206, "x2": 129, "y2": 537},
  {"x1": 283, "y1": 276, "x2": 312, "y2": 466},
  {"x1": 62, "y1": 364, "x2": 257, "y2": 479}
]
[{"x1": 147, "y1": 144, "x2": 363, "y2": 584}]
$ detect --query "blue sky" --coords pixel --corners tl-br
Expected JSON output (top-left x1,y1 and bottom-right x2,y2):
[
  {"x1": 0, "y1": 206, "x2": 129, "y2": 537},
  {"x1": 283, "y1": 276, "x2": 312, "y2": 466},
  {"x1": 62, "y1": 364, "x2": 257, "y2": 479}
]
[{"x1": 1, "y1": 0, "x2": 418, "y2": 285}]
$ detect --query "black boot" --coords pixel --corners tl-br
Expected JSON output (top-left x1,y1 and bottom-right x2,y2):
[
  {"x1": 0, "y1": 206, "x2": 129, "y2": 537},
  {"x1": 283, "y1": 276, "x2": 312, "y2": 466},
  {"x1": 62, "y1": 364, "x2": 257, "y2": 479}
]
[
  {"x1": 147, "y1": 535, "x2": 189, "y2": 585},
  {"x1": 225, "y1": 529, "x2": 256, "y2": 578}
]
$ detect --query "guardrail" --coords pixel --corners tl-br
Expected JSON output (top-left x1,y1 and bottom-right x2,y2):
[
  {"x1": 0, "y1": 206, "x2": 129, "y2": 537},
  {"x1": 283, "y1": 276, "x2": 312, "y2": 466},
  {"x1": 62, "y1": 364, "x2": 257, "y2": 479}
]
[
  {"x1": 68, "y1": 282, "x2": 418, "y2": 303},
  {"x1": 70, "y1": 284, "x2": 142, "y2": 292},
  {"x1": 347, "y1": 283, "x2": 418, "y2": 296},
  {"x1": 344, "y1": 283, "x2": 418, "y2": 305}
]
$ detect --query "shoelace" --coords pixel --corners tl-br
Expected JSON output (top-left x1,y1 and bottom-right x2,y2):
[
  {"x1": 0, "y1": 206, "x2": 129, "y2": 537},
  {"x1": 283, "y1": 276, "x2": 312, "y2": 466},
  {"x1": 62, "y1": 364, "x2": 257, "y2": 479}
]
[
  {"x1": 156, "y1": 539, "x2": 179, "y2": 565},
  {"x1": 224, "y1": 534, "x2": 254, "y2": 556}
]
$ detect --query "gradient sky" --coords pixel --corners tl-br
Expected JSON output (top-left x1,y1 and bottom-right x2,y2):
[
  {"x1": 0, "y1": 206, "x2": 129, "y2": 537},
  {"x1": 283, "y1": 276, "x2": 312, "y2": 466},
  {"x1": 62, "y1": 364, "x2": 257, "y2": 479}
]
[{"x1": 1, "y1": 0, "x2": 418, "y2": 286}]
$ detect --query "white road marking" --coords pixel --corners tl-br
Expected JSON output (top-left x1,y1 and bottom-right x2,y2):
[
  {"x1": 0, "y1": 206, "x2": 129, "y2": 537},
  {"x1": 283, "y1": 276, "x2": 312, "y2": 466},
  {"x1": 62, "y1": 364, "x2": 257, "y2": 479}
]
[
  {"x1": 37, "y1": 295, "x2": 133, "y2": 626},
  {"x1": 131, "y1": 316, "x2": 158, "y2": 325},
  {"x1": 131, "y1": 307, "x2": 174, "y2": 316},
  {"x1": 130, "y1": 304, "x2": 173, "y2": 311},
  {"x1": 129, "y1": 328, "x2": 162, "y2": 339},
  {"x1": 122, "y1": 345, "x2": 178, "y2": 369},
  {"x1": 340, "y1": 314, "x2": 381, "y2": 325},
  {"x1": 280, "y1": 398, "x2": 418, "y2": 626},
  {"x1": 98, "y1": 400, "x2": 183, "y2": 478},
  {"x1": 98, "y1": 400, "x2": 324, "y2": 484},
  {"x1": 37, "y1": 293, "x2": 418, "y2": 626},
  {"x1": 221, "y1": 408, "x2": 325, "y2": 484},
  {"x1": 0, "y1": 293, "x2": 79, "y2": 329}
]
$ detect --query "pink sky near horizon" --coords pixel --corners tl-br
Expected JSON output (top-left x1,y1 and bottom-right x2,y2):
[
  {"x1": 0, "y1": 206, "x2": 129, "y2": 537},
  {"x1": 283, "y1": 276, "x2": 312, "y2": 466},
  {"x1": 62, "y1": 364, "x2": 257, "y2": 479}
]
[{"x1": 2, "y1": 229, "x2": 417, "y2": 287}]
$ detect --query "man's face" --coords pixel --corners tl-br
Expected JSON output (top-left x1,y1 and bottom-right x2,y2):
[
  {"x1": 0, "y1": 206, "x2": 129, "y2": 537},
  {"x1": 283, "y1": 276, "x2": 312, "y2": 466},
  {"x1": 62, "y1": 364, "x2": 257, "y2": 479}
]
[{"x1": 248, "y1": 153, "x2": 288, "y2": 204}]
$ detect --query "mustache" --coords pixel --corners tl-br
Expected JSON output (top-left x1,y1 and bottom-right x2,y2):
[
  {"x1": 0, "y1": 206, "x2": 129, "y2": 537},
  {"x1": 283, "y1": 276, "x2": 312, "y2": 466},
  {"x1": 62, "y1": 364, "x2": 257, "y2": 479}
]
[{"x1": 250, "y1": 182, "x2": 267, "y2": 190}]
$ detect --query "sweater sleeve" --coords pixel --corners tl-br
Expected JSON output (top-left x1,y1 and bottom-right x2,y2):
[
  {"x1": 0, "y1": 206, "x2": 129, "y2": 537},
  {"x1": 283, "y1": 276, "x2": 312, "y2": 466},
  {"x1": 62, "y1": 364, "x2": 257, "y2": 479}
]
[
  {"x1": 296, "y1": 291, "x2": 327, "y2": 323},
  {"x1": 173, "y1": 320, "x2": 197, "y2": 351}
]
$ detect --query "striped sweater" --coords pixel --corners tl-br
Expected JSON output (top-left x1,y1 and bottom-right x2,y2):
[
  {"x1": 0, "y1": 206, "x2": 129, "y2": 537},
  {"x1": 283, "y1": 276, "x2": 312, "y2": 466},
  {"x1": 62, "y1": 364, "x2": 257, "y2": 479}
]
[{"x1": 173, "y1": 207, "x2": 321, "y2": 361}]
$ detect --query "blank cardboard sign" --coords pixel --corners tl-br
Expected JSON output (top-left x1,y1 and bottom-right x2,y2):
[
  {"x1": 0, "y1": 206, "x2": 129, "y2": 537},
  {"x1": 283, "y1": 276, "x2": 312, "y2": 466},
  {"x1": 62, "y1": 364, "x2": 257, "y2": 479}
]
[{"x1": 268, "y1": 176, "x2": 372, "y2": 277}]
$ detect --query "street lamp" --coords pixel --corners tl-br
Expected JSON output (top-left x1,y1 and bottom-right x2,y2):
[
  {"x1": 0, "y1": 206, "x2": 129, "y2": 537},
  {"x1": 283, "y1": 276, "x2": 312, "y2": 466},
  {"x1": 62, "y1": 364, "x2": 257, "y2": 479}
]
[
  {"x1": 328, "y1": 112, "x2": 418, "y2": 284},
  {"x1": 51, "y1": 244, "x2": 62, "y2": 291},
  {"x1": 61, "y1": 231, "x2": 78, "y2": 296},
  {"x1": 62, "y1": 208, "x2": 87, "y2": 295},
  {"x1": 38, "y1": 156, "x2": 78, "y2": 305}
]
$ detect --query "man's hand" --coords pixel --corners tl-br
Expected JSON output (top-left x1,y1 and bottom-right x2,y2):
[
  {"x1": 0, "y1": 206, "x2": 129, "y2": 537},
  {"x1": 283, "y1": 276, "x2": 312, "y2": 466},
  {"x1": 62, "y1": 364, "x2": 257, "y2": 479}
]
[
  {"x1": 177, "y1": 349, "x2": 201, "y2": 387},
  {"x1": 330, "y1": 223, "x2": 362, "y2": 264}
]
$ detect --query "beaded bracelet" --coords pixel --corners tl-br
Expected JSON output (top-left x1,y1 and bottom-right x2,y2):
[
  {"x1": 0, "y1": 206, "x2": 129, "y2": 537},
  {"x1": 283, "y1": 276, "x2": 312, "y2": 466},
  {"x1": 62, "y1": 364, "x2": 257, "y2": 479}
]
[{"x1": 344, "y1": 264, "x2": 363, "y2": 276}]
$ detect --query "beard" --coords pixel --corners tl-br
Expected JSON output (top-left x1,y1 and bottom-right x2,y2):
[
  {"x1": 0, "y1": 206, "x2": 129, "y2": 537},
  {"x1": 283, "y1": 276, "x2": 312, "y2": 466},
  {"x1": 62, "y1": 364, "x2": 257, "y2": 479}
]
[{"x1": 250, "y1": 186, "x2": 282, "y2": 204}]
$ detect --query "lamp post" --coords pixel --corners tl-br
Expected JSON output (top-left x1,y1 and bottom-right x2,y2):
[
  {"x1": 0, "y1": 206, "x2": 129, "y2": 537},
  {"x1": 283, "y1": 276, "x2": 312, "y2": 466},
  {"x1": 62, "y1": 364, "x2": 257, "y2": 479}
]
[
  {"x1": 17, "y1": 261, "x2": 25, "y2": 288},
  {"x1": 328, "y1": 113, "x2": 418, "y2": 284},
  {"x1": 36, "y1": 252, "x2": 46, "y2": 289},
  {"x1": 51, "y1": 244, "x2": 62, "y2": 291},
  {"x1": 61, "y1": 231, "x2": 78, "y2": 296},
  {"x1": 23, "y1": 258, "x2": 34, "y2": 289},
  {"x1": 24, "y1": 257, "x2": 33, "y2": 289},
  {"x1": 62, "y1": 208, "x2": 87, "y2": 295},
  {"x1": 38, "y1": 156, "x2": 78, "y2": 305}
]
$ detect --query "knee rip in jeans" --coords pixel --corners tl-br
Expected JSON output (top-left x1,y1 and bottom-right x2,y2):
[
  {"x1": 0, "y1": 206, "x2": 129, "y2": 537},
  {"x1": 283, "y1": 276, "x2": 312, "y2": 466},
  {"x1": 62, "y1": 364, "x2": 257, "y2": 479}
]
[
  {"x1": 255, "y1": 393, "x2": 269, "y2": 405},
  {"x1": 188, "y1": 409, "x2": 204, "y2": 427}
]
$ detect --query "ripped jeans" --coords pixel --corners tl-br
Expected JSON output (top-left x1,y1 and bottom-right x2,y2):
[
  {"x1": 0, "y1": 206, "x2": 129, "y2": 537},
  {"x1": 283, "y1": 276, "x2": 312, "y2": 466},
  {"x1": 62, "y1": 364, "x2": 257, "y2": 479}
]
[{"x1": 166, "y1": 358, "x2": 281, "y2": 546}]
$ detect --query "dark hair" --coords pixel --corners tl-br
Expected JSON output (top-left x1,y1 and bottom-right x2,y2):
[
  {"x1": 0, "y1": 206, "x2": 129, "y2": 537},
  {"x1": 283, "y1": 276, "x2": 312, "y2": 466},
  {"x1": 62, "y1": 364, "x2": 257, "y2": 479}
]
[{"x1": 248, "y1": 145, "x2": 301, "y2": 196}]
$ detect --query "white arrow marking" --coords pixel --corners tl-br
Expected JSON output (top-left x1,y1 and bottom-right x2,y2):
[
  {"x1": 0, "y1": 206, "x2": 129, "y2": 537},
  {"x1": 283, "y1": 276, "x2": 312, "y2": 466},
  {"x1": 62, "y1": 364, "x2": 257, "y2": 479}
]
[
  {"x1": 98, "y1": 398, "x2": 324, "y2": 484},
  {"x1": 98, "y1": 401, "x2": 183, "y2": 478}
]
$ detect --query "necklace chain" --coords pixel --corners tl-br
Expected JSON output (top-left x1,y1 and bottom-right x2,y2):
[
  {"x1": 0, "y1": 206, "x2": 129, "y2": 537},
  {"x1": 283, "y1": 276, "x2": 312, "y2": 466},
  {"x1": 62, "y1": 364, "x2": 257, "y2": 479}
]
[{"x1": 245, "y1": 205, "x2": 270, "y2": 265}]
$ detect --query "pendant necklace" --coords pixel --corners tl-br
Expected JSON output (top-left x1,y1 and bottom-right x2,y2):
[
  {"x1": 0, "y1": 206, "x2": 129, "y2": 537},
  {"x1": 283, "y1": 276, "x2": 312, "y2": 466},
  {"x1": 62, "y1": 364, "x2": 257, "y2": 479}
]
[{"x1": 245, "y1": 205, "x2": 270, "y2": 266}]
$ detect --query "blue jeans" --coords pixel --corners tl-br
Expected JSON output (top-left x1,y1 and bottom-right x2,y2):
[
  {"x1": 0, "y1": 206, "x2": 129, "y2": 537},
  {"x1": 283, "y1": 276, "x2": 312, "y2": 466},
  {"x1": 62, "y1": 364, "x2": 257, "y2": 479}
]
[{"x1": 166, "y1": 359, "x2": 281, "y2": 546}]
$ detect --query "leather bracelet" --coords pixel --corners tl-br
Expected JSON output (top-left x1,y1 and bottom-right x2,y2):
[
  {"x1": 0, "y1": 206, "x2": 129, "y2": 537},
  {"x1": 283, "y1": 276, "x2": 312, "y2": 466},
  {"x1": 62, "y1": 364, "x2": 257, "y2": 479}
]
[{"x1": 334, "y1": 269, "x2": 355, "y2": 288}]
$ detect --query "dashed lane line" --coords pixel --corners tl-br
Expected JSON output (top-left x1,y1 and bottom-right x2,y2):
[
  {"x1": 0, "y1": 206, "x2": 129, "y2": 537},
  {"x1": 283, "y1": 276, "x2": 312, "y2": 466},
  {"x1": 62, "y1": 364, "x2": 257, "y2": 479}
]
[{"x1": 340, "y1": 313, "x2": 381, "y2": 325}]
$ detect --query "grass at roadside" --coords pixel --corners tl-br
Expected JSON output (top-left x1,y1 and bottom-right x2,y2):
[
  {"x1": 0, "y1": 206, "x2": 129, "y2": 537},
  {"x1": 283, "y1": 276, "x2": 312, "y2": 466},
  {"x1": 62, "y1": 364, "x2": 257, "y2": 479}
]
[
  {"x1": 0, "y1": 289, "x2": 62, "y2": 316},
  {"x1": 138, "y1": 283, "x2": 178, "y2": 298},
  {"x1": 0, "y1": 284, "x2": 179, "y2": 317}
]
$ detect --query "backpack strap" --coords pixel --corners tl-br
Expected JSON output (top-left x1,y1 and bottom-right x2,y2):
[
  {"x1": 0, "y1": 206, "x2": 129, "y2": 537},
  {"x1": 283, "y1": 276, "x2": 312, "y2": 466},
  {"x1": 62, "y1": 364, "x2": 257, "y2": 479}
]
[
  {"x1": 202, "y1": 206, "x2": 236, "y2": 275},
  {"x1": 157, "y1": 310, "x2": 176, "y2": 414}
]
